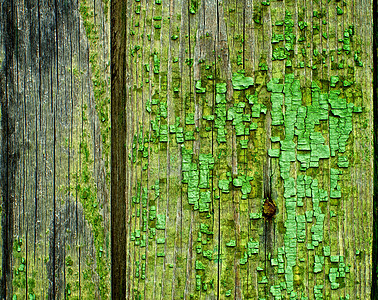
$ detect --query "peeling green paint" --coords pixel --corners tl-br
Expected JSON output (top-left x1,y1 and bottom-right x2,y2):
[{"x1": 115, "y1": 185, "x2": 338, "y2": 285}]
[{"x1": 123, "y1": 0, "x2": 368, "y2": 298}]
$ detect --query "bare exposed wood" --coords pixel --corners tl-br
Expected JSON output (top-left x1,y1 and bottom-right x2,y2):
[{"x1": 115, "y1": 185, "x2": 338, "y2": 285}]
[
  {"x1": 0, "y1": 0, "x2": 111, "y2": 298},
  {"x1": 111, "y1": 0, "x2": 127, "y2": 297}
]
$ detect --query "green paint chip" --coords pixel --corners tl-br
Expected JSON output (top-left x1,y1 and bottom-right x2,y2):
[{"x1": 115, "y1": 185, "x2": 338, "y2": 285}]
[
  {"x1": 203, "y1": 114, "x2": 215, "y2": 121},
  {"x1": 271, "y1": 258, "x2": 278, "y2": 266},
  {"x1": 241, "y1": 180, "x2": 252, "y2": 195},
  {"x1": 153, "y1": 54, "x2": 160, "y2": 74},
  {"x1": 156, "y1": 214, "x2": 166, "y2": 230},
  {"x1": 218, "y1": 179, "x2": 230, "y2": 193},
  {"x1": 199, "y1": 191, "x2": 211, "y2": 212},
  {"x1": 226, "y1": 240, "x2": 236, "y2": 247},
  {"x1": 233, "y1": 177, "x2": 243, "y2": 187},
  {"x1": 249, "y1": 212, "x2": 262, "y2": 219},
  {"x1": 337, "y1": 156, "x2": 349, "y2": 168},
  {"x1": 268, "y1": 148, "x2": 280, "y2": 157},
  {"x1": 330, "y1": 255, "x2": 339, "y2": 263},
  {"x1": 267, "y1": 78, "x2": 283, "y2": 93},
  {"x1": 272, "y1": 47, "x2": 287, "y2": 60},
  {"x1": 270, "y1": 285, "x2": 281, "y2": 296},
  {"x1": 247, "y1": 239, "x2": 259, "y2": 255},
  {"x1": 195, "y1": 80, "x2": 206, "y2": 93},
  {"x1": 242, "y1": 114, "x2": 251, "y2": 122},
  {"x1": 184, "y1": 131, "x2": 195, "y2": 141},
  {"x1": 203, "y1": 249, "x2": 212, "y2": 260},
  {"x1": 232, "y1": 73, "x2": 254, "y2": 90},
  {"x1": 240, "y1": 253, "x2": 248, "y2": 265},
  {"x1": 149, "y1": 206, "x2": 156, "y2": 220},
  {"x1": 258, "y1": 276, "x2": 268, "y2": 284},
  {"x1": 200, "y1": 223, "x2": 213, "y2": 235},
  {"x1": 186, "y1": 113, "x2": 195, "y2": 125},
  {"x1": 353, "y1": 106, "x2": 363, "y2": 113},
  {"x1": 216, "y1": 83, "x2": 227, "y2": 94},
  {"x1": 240, "y1": 139, "x2": 249, "y2": 149},
  {"x1": 195, "y1": 260, "x2": 205, "y2": 270}
]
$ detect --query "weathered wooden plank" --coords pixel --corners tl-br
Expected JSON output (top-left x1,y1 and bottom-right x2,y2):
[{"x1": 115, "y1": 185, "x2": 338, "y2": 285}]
[
  {"x1": 156, "y1": 2, "x2": 172, "y2": 298},
  {"x1": 1, "y1": 0, "x2": 111, "y2": 298},
  {"x1": 133, "y1": 0, "x2": 149, "y2": 297},
  {"x1": 196, "y1": 2, "x2": 220, "y2": 299},
  {"x1": 1, "y1": 0, "x2": 374, "y2": 298},
  {"x1": 160, "y1": 0, "x2": 180, "y2": 298},
  {"x1": 116, "y1": 0, "x2": 374, "y2": 299},
  {"x1": 12, "y1": 2, "x2": 28, "y2": 298},
  {"x1": 1, "y1": 0, "x2": 17, "y2": 296},
  {"x1": 167, "y1": 1, "x2": 188, "y2": 299},
  {"x1": 111, "y1": 0, "x2": 128, "y2": 295},
  {"x1": 139, "y1": 1, "x2": 155, "y2": 298}
]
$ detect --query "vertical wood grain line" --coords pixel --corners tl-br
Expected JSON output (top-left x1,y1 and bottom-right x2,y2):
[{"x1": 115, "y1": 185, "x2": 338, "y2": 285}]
[
  {"x1": 111, "y1": 0, "x2": 127, "y2": 297},
  {"x1": 1, "y1": 0, "x2": 15, "y2": 297}
]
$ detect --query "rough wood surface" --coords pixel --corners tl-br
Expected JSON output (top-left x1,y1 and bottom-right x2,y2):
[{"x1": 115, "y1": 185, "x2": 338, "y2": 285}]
[
  {"x1": 111, "y1": 0, "x2": 127, "y2": 297},
  {"x1": 0, "y1": 0, "x2": 374, "y2": 298},
  {"x1": 0, "y1": 0, "x2": 111, "y2": 298},
  {"x1": 114, "y1": 0, "x2": 374, "y2": 299}
]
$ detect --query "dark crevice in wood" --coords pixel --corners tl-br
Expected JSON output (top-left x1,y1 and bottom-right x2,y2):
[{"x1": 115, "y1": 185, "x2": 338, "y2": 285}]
[
  {"x1": 111, "y1": 0, "x2": 127, "y2": 297},
  {"x1": 1, "y1": 0, "x2": 17, "y2": 297}
]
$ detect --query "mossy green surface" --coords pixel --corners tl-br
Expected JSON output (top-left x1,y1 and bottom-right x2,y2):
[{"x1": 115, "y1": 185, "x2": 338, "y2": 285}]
[
  {"x1": 74, "y1": 104, "x2": 110, "y2": 298},
  {"x1": 75, "y1": 0, "x2": 111, "y2": 298},
  {"x1": 79, "y1": 0, "x2": 111, "y2": 184}
]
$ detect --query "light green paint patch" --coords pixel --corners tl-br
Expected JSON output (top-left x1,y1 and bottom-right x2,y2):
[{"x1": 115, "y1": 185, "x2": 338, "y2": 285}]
[
  {"x1": 231, "y1": 72, "x2": 254, "y2": 90},
  {"x1": 264, "y1": 69, "x2": 362, "y2": 297},
  {"x1": 226, "y1": 240, "x2": 236, "y2": 247},
  {"x1": 195, "y1": 80, "x2": 206, "y2": 93},
  {"x1": 156, "y1": 214, "x2": 166, "y2": 230}
]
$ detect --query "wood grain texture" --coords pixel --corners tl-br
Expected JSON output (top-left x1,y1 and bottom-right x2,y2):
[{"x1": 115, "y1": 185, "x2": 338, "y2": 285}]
[
  {"x1": 0, "y1": 0, "x2": 111, "y2": 298},
  {"x1": 111, "y1": 0, "x2": 127, "y2": 297},
  {"x1": 117, "y1": 0, "x2": 374, "y2": 299},
  {"x1": 0, "y1": 0, "x2": 373, "y2": 298}
]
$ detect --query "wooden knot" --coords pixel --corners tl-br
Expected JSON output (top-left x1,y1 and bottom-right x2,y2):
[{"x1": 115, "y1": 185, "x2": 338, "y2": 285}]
[{"x1": 262, "y1": 197, "x2": 276, "y2": 220}]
